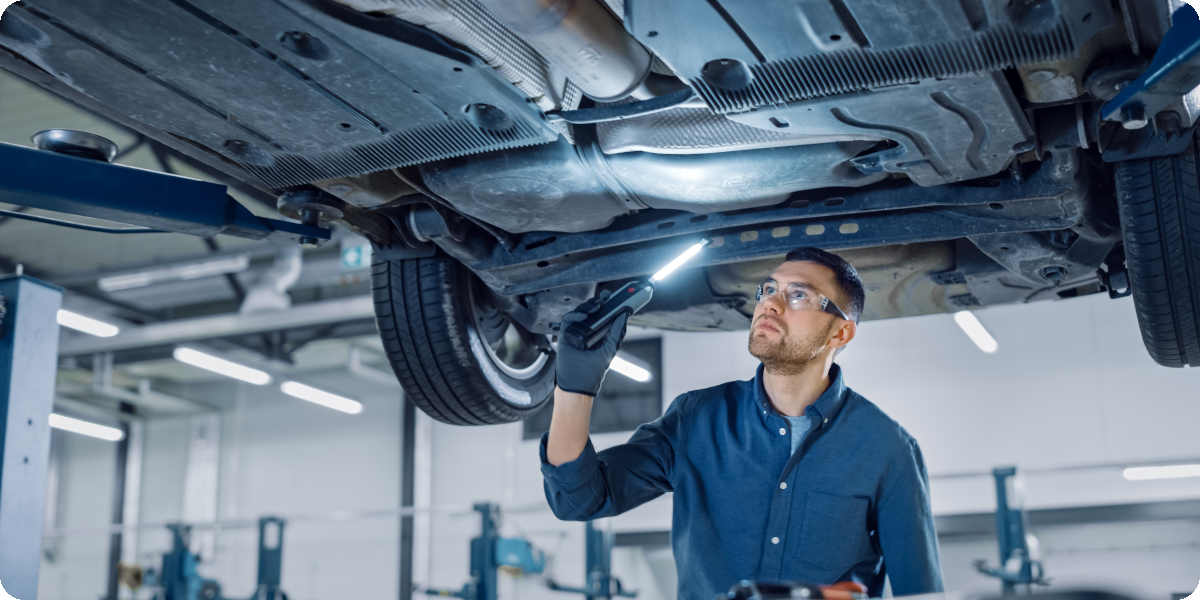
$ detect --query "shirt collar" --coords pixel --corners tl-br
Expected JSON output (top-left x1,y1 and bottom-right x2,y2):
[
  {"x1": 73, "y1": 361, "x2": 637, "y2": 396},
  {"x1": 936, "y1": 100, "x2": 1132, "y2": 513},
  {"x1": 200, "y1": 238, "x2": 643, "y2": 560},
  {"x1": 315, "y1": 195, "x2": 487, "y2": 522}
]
[{"x1": 753, "y1": 362, "x2": 848, "y2": 423}]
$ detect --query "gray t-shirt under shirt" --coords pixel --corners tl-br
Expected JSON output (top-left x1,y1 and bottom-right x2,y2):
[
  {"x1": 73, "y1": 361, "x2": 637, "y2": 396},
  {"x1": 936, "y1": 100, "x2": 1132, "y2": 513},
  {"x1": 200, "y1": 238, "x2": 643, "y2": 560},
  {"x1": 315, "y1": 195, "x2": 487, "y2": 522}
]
[{"x1": 785, "y1": 414, "x2": 813, "y2": 455}]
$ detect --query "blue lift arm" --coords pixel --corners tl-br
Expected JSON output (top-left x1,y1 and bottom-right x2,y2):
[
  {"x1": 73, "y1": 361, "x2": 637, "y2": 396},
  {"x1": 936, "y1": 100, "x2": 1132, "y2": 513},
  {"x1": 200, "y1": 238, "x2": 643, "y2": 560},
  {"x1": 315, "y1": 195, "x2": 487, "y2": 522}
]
[
  {"x1": 1101, "y1": 4, "x2": 1200, "y2": 127},
  {"x1": 0, "y1": 141, "x2": 329, "y2": 243}
]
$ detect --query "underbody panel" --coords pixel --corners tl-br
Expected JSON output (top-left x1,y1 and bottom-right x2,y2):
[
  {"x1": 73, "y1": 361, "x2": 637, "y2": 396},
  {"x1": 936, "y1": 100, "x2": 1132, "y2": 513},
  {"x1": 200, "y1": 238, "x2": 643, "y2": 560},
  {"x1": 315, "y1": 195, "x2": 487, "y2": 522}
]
[{"x1": 0, "y1": 0, "x2": 559, "y2": 189}]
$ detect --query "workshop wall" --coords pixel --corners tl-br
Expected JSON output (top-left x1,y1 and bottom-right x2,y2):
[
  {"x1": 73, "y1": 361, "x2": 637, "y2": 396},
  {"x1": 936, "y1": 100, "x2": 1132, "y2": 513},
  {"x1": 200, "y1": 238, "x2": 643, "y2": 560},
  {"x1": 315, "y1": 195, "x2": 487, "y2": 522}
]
[
  {"x1": 37, "y1": 434, "x2": 118, "y2": 600},
  {"x1": 422, "y1": 291, "x2": 1200, "y2": 598},
  {"x1": 130, "y1": 376, "x2": 406, "y2": 600}
]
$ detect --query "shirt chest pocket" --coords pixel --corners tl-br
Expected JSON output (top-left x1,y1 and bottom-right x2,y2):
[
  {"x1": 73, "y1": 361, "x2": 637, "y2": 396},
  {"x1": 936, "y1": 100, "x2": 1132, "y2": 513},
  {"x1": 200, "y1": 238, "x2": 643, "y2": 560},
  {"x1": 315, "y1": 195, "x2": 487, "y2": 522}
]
[{"x1": 791, "y1": 490, "x2": 874, "y2": 574}]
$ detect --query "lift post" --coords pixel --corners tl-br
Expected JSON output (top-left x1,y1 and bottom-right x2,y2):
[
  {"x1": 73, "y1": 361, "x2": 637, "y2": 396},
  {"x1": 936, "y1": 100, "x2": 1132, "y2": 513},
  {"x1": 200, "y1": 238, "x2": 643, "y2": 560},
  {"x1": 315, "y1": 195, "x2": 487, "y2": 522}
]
[
  {"x1": 0, "y1": 275, "x2": 63, "y2": 598},
  {"x1": 974, "y1": 466, "x2": 1050, "y2": 594}
]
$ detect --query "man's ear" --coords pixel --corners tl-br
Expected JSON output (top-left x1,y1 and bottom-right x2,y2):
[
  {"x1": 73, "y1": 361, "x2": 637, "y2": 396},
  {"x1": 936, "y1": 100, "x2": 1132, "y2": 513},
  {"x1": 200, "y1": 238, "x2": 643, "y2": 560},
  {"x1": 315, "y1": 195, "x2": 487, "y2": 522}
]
[{"x1": 830, "y1": 319, "x2": 857, "y2": 351}]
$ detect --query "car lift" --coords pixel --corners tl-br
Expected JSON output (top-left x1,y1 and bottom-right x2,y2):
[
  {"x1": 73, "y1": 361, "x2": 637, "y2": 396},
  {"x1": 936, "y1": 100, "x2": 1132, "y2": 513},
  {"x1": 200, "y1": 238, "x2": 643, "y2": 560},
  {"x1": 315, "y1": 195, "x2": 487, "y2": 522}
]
[
  {"x1": 0, "y1": 274, "x2": 62, "y2": 599},
  {"x1": 139, "y1": 516, "x2": 289, "y2": 600},
  {"x1": 418, "y1": 503, "x2": 548, "y2": 600},
  {"x1": 419, "y1": 503, "x2": 636, "y2": 600},
  {"x1": 546, "y1": 521, "x2": 637, "y2": 599},
  {"x1": 974, "y1": 466, "x2": 1050, "y2": 595},
  {"x1": 0, "y1": 130, "x2": 331, "y2": 243},
  {"x1": 0, "y1": 131, "x2": 329, "y2": 596}
]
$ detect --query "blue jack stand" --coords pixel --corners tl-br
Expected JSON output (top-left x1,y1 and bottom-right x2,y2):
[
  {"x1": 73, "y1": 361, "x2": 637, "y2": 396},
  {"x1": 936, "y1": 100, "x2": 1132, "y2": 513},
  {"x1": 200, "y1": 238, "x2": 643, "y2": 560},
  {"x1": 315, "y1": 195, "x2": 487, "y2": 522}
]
[
  {"x1": 974, "y1": 466, "x2": 1050, "y2": 595},
  {"x1": 547, "y1": 521, "x2": 637, "y2": 599},
  {"x1": 419, "y1": 503, "x2": 546, "y2": 600},
  {"x1": 149, "y1": 516, "x2": 288, "y2": 600},
  {"x1": 0, "y1": 275, "x2": 63, "y2": 598}
]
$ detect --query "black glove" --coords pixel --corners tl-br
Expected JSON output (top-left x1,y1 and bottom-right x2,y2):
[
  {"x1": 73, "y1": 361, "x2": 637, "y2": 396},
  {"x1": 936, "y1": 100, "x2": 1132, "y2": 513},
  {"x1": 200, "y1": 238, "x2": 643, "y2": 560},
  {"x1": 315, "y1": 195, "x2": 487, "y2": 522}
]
[{"x1": 555, "y1": 298, "x2": 630, "y2": 397}]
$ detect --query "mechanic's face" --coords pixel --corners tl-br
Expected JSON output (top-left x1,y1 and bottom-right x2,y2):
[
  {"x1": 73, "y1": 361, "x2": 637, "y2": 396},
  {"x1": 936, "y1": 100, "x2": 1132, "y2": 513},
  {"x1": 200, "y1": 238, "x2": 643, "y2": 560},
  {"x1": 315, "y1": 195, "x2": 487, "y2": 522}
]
[{"x1": 748, "y1": 260, "x2": 852, "y2": 373}]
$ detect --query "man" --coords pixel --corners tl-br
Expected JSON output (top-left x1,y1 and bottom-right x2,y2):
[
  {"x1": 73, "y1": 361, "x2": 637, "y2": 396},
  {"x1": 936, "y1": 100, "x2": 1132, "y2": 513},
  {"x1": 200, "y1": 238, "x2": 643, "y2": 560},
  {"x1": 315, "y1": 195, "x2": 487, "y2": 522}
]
[{"x1": 540, "y1": 247, "x2": 943, "y2": 598}]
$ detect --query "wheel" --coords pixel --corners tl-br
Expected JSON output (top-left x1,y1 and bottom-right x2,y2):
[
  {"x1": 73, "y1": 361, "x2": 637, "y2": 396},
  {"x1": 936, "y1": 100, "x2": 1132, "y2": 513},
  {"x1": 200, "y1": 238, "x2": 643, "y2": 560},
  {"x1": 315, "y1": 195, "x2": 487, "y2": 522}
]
[
  {"x1": 371, "y1": 255, "x2": 556, "y2": 424},
  {"x1": 1113, "y1": 132, "x2": 1200, "y2": 367}
]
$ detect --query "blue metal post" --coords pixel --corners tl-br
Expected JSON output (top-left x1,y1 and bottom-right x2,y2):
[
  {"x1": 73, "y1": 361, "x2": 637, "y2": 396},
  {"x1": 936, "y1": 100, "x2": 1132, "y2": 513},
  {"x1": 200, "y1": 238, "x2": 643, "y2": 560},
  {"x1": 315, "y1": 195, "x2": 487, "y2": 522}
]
[
  {"x1": 256, "y1": 517, "x2": 285, "y2": 599},
  {"x1": 585, "y1": 522, "x2": 611, "y2": 600},
  {"x1": 0, "y1": 275, "x2": 62, "y2": 599},
  {"x1": 978, "y1": 465, "x2": 1046, "y2": 594},
  {"x1": 470, "y1": 503, "x2": 500, "y2": 600}
]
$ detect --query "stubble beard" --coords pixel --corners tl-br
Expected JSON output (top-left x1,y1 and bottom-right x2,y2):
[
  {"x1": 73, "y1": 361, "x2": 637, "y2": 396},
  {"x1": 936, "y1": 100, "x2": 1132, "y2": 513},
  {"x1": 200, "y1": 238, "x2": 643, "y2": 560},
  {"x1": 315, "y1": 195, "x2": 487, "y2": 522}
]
[{"x1": 748, "y1": 318, "x2": 834, "y2": 375}]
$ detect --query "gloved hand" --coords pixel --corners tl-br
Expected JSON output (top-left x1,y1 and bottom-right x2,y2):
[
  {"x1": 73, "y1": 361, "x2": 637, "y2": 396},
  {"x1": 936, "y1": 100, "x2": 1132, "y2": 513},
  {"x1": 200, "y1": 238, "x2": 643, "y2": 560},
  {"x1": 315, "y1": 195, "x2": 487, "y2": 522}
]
[{"x1": 555, "y1": 297, "x2": 630, "y2": 397}]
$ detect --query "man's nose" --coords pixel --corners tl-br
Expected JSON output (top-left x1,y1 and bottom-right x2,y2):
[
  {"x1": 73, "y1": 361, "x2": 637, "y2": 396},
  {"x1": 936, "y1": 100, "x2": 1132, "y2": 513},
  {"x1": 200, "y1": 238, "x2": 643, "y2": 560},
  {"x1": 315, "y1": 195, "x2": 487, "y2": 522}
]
[{"x1": 762, "y1": 294, "x2": 785, "y2": 314}]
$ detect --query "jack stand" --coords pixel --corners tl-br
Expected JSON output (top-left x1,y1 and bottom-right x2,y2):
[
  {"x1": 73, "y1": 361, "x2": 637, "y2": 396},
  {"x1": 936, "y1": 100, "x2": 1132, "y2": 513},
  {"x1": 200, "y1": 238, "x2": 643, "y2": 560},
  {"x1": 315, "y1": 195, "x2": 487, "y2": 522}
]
[
  {"x1": 974, "y1": 466, "x2": 1050, "y2": 594},
  {"x1": 418, "y1": 503, "x2": 546, "y2": 600},
  {"x1": 0, "y1": 275, "x2": 62, "y2": 599},
  {"x1": 149, "y1": 516, "x2": 288, "y2": 600},
  {"x1": 547, "y1": 521, "x2": 637, "y2": 599}
]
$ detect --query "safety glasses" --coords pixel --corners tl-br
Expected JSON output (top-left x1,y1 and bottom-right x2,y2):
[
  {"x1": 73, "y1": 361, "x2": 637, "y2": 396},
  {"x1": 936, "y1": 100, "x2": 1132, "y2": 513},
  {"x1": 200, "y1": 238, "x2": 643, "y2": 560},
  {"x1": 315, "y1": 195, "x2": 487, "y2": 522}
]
[{"x1": 755, "y1": 281, "x2": 851, "y2": 321}]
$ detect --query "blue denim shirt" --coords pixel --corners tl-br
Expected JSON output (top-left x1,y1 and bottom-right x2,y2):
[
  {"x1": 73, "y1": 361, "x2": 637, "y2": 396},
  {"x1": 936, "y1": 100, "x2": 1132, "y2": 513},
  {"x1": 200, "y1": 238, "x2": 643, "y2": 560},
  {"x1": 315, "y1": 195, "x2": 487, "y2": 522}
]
[{"x1": 540, "y1": 363, "x2": 943, "y2": 599}]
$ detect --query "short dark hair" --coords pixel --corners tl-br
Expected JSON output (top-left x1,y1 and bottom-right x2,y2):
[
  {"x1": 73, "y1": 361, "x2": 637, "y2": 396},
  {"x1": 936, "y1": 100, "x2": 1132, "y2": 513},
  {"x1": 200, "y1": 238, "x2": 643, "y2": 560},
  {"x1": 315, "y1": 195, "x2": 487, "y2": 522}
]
[{"x1": 783, "y1": 247, "x2": 865, "y2": 323}]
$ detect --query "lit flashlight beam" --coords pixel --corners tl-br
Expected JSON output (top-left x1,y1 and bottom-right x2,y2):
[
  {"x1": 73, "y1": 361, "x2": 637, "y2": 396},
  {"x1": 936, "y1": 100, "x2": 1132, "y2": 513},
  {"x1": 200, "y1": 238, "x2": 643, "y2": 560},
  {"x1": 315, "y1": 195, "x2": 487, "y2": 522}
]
[{"x1": 650, "y1": 239, "x2": 710, "y2": 283}]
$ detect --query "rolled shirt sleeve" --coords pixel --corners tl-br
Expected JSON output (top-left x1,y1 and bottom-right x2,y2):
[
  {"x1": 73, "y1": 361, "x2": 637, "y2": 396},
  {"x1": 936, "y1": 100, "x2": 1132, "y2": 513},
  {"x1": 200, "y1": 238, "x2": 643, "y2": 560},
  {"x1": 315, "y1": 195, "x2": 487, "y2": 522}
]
[
  {"x1": 540, "y1": 395, "x2": 686, "y2": 521},
  {"x1": 876, "y1": 434, "x2": 944, "y2": 595}
]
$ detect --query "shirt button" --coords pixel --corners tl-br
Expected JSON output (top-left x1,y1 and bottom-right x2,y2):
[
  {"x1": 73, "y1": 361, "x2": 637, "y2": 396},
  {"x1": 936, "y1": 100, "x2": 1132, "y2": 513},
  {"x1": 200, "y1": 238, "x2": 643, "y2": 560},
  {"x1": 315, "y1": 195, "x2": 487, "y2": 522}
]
[
  {"x1": 823, "y1": 418, "x2": 830, "y2": 424},
  {"x1": 779, "y1": 482, "x2": 788, "y2": 490},
  {"x1": 770, "y1": 536, "x2": 780, "y2": 545},
  {"x1": 778, "y1": 427, "x2": 787, "y2": 436}
]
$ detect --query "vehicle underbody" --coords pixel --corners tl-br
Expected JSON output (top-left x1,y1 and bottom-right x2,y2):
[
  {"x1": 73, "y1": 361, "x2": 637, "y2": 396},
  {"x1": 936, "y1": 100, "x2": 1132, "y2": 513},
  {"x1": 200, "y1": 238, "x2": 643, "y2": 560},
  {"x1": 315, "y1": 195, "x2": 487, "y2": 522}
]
[{"x1": 2, "y1": 0, "x2": 1197, "y2": 423}]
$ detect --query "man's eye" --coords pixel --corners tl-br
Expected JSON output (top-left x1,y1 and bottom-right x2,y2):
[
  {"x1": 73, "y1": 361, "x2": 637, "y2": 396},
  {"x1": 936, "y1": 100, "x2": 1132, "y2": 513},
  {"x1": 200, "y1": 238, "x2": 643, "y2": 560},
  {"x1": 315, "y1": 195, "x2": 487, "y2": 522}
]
[
  {"x1": 762, "y1": 284, "x2": 777, "y2": 295},
  {"x1": 788, "y1": 288, "x2": 809, "y2": 301}
]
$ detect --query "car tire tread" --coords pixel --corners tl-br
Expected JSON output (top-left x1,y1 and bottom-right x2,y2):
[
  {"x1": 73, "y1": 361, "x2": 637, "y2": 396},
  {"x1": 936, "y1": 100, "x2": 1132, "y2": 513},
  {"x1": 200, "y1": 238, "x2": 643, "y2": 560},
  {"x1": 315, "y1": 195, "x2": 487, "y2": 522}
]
[
  {"x1": 371, "y1": 256, "x2": 554, "y2": 424},
  {"x1": 1114, "y1": 132, "x2": 1200, "y2": 367}
]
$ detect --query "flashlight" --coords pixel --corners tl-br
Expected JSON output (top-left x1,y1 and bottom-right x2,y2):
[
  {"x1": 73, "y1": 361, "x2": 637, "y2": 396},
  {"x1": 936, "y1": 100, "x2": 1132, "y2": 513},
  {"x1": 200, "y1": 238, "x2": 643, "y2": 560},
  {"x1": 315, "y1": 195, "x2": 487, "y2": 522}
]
[{"x1": 562, "y1": 239, "x2": 709, "y2": 348}]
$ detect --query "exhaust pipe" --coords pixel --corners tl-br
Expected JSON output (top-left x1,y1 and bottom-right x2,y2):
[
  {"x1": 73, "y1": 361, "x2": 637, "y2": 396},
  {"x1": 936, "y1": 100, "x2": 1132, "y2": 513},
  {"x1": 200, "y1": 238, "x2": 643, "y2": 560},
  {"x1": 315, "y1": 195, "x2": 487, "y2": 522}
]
[
  {"x1": 419, "y1": 140, "x2": 888, "y2": 233},
  {"x1": 476, "y1": 0, "x2": 652, "y2": 101}
]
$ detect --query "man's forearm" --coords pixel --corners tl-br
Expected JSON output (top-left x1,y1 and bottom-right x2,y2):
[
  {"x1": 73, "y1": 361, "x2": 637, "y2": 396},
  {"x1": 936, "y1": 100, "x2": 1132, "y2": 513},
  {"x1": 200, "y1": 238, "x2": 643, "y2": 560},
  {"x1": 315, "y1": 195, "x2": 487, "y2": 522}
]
[{"x1": 546, "y1": 386, "x2": 593, "y2": 466}]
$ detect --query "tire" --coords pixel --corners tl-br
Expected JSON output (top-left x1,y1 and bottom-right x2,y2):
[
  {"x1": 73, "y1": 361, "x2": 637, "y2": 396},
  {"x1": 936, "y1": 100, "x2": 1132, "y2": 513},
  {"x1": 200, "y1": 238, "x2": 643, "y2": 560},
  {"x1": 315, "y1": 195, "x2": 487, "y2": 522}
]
[
  {"x1": 1113, "y1": 133, "x2": 1200, "y2": 367},
  {"x1": 371, "y1": 255, "x2": 556, "y2": 424}
]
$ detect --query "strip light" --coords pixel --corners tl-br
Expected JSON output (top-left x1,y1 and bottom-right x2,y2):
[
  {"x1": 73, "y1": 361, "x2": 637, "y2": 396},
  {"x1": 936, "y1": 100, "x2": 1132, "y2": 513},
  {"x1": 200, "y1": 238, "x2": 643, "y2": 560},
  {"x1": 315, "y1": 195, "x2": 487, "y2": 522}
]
[
  {"x1": 609, "y1": 355, "x2": 652, "y2": 383},
  {"x1": 173, "y1": 347, "x2": 271, "y2": 385},
  {"x1": 49, "y1": 413, "x2": 124, "y2": 442},
  {"x1": 281, "y1": 381, "x2": 363, "y2": 414},
  {"x1": 650, "y1": 239, "x2": 710, "y2": 283},
  {"x1": 953, "y1": 310, "x2": 998, "y2": 354},
  {"x1": 1122, "y1": 463, "x2": 1200, "y2": 481},
  {"x1": 98, "y1": 255, "x2": 250, "y2": 292},
  {"x1": 57, "y1": 309, "x2": 120, "y2": 338}
]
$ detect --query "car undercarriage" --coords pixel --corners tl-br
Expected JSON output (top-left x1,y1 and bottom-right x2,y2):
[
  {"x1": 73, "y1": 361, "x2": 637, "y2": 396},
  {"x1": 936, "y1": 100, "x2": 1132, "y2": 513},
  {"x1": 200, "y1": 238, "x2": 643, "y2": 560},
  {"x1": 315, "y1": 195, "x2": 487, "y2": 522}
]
[{"x1": 2, "y1": 0, "x2": 1197, "y2": 424}]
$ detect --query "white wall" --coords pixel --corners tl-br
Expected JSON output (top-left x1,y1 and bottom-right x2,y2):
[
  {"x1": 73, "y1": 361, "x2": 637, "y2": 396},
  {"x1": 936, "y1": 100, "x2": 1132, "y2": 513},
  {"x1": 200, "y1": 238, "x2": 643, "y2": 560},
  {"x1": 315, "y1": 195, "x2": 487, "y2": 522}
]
[
  {"x1": 37, "y1": 434, "x2": 118, "y2": 600},
  {"x1": 422, "y1": 292, "x2": 1200, "y2": 599},
  {"x1": 939, "y1": 519, "x2": 1200, "y2": 597},
  {"x1": 38, "y1": 373, "x2": 407, "y2": 600}
]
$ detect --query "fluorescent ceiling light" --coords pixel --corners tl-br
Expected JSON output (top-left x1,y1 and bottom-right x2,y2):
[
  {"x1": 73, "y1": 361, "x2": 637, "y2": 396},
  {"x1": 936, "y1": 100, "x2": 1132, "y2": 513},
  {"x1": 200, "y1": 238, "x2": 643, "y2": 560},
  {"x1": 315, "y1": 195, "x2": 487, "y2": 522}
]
[
  {"x1": 98, "y1": 255, "x2": 250, "y2": 292},
  {"x1": 49, "y1": 413, "x2": 124, "y2": 442},
  {"x1": 609, "y1": 355, "x2": 652, "y2": 383},
  {"x1": 650, "y1": 239, "x2": 710, "y2": 283},
  {"x1": 57, "y1": 309, "x2": 120, "y2": 338},
  {"x1": 173, "y1": 347, "x2": 271, "y2": 385},
  {"x1": 281, "y1": 381, "x2": 363, "y2": 414},
  {"x1": 953, "y1": 310, "x2": 998, "y2": 354},
  {"x1": 1122, "y1": 463, "x2": 1200, "y2": 481}
]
